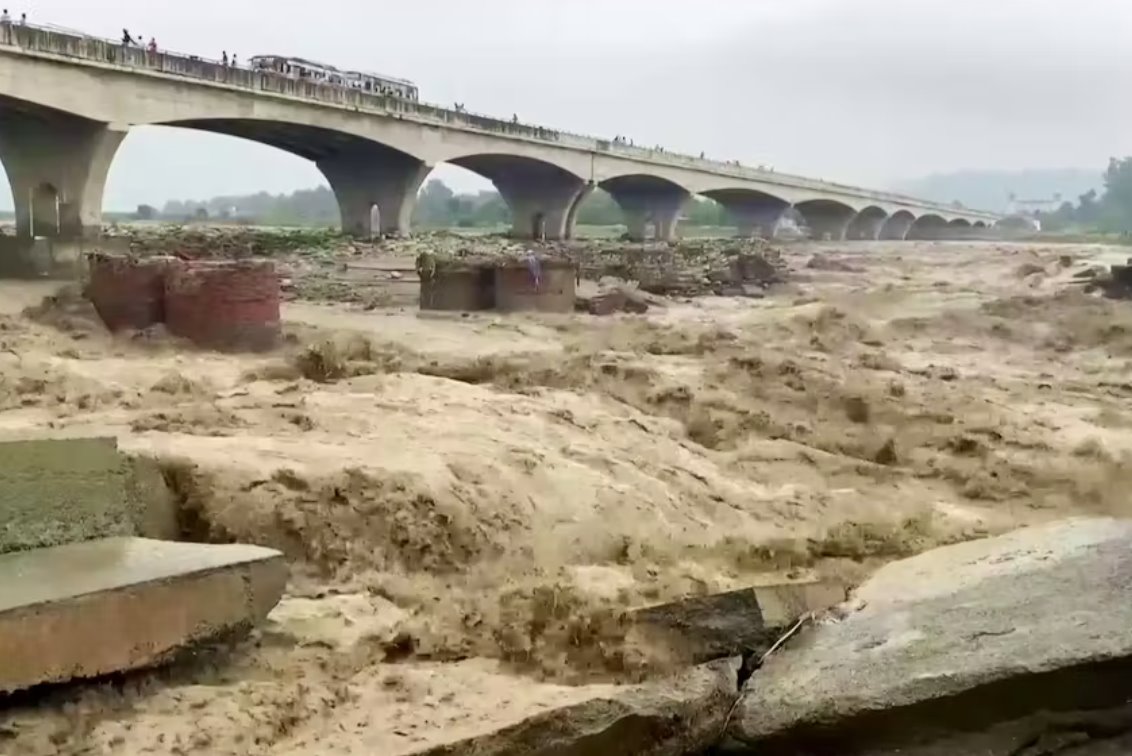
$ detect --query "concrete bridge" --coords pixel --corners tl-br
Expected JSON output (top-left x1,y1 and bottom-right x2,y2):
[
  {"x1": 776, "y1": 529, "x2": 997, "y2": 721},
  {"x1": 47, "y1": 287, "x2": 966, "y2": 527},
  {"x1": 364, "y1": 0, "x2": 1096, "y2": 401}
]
[{"x1": 0, "y1": 23, "x2": 998, "y2": 243}]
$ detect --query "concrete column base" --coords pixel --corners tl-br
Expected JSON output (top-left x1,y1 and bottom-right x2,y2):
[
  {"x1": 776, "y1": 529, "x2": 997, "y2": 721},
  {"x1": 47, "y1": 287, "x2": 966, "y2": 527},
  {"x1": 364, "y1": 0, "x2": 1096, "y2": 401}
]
[
  {"x1": 563, "y1": 182, "x2": 595, "y2": 240},
  {"x1": 0, "y1": 111, "x2": 126, "y2": 240},
  {"x1": 608, "y1": 187, "x2": 690, "y2": 242},
  {"x1": 319, "y1": 149, "x2": 431, "y2": 238},
  {"x1": 655, "y1": 205, "x2": 683, "y2": 242},
  {"x1": 499, "y1": 180, "x2": 588, "y2": 241},
  {"x1": 732, "y1": 207, "x2": 788, "y2": 239}
]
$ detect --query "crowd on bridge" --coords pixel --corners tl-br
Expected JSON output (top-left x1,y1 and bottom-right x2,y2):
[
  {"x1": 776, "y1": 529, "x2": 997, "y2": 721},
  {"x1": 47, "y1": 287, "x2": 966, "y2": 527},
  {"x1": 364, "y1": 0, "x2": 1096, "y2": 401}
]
[
  {"x1": 120, "y1": 26, "x2": 250, "y2": 71},
  {"x1": 120, "y1": 29, "x2": 162, "y2": 56}
]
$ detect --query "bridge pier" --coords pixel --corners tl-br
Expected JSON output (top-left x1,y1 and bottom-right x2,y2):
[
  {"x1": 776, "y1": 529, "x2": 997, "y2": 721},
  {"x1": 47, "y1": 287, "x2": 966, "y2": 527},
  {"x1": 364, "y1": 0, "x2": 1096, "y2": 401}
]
[
  {"x1": 563, "y1": 183, "x2": 595, "y2": 240},
  {"x1": 605, "y1": 183, "x2": 690, "y2": 242},
  {"x1": 318, "y1": 149, "x2": 431, "y2": 238},
  {"x1": 0, "y1": 111, "x2": 126, "y2": 240},
  {"x1": 794, "y1": 201, "x2": 857, "y2": 242},
  {"x1": 732, "y1": 205, "x2": 789, "y2": 239},
  {"x1": 496, "y1": 177, "x2": 588, "y2": 240}
]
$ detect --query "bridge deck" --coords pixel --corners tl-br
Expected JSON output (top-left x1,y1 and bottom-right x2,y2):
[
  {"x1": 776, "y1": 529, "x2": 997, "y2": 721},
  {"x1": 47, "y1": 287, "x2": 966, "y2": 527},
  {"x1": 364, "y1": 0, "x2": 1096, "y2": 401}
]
[{"x1": 0, "y1": 21, "x2": 995, "y2": 220}]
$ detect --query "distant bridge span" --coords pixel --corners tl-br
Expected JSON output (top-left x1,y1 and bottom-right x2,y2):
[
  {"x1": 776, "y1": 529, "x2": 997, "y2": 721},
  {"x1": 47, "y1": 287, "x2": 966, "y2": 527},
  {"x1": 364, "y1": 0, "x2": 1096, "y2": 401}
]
[{"x1": 0, "y1": 23, "x2": 998, "y2": 241}]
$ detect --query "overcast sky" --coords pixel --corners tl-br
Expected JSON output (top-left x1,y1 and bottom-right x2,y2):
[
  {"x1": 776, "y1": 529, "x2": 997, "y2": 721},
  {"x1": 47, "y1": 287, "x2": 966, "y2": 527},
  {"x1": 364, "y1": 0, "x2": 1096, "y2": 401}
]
[{"x1": 3, "y1": 0, "x2": 1131, "y2": 209}]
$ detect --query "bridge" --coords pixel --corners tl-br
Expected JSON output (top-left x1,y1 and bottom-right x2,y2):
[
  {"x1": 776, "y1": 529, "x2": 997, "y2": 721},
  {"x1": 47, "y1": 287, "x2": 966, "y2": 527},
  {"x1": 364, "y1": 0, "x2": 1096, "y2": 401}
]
[{"x1": 0, "y1": 23, "x2": 999, "y2": 243}]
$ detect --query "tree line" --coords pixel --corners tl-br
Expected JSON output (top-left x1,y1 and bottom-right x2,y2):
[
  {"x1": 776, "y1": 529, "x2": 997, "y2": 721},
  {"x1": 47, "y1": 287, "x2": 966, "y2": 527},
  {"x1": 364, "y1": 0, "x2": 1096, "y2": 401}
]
[
  {"x1": 143, "y1": 179, "x2": 731, "y2": 228},
  {"x1": 1034, "y1": 157, "x2": 1132, "y2": 233}
]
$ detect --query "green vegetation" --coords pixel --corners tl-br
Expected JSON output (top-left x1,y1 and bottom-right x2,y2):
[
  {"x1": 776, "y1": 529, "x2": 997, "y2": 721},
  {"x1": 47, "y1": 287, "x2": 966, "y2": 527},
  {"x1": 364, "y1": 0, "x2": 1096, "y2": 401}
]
[
  {"x1": 153, "y1": 179, "x2": 730, "y2": 229},
  {"x1": 1035, "y1": 158, "x2": 1132, "y2": 234},
  {"x1": 161, "y1": 186, "x2": 340, "y2": 227}
]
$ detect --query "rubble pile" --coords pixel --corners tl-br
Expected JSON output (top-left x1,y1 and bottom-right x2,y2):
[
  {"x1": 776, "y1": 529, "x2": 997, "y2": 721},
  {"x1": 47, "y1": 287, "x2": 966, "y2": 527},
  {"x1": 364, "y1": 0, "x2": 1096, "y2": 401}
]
[
  {"x1": 104, "y1": 225, "x2": 349, "y2": 259},
  {"x1": 575, "y1": 284, "x2": 655, "y2": 316},
  {"x1": 572, "y1": 238, "x2": 788, "y2": 297},
  {"x1": 98, "y1": 229, "x2": 793, "y2": 312}
]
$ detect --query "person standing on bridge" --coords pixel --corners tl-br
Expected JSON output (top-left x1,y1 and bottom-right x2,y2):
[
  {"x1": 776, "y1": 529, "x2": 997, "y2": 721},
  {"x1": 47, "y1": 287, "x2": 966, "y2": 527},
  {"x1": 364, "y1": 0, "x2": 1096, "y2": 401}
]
[
  {"x1": 231, "y1": 54, "x2": 239, "y2": 68},
  {"x1": 1, "y1": 10, "x2": 10, "y2": 25},
  {"x1": 147, "y1": 37, "x2": 157, "y2": 54},
  {"x1": 121, "y1": 28, "x2": 136, "y2": 46},
  {"x1": 221, "y1": 50, "x2": 228, "y2": 66}
]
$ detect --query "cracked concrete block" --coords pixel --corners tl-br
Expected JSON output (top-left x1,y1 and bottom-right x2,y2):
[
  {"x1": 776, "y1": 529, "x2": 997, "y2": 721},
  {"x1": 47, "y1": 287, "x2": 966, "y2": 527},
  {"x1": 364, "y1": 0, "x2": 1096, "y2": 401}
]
[
  {"x1": 0, "y1": 537, "x2": 286, "y2": 693},
  {"x1": 725, "y1": 518, "x2": 1132, "y2": 755}
]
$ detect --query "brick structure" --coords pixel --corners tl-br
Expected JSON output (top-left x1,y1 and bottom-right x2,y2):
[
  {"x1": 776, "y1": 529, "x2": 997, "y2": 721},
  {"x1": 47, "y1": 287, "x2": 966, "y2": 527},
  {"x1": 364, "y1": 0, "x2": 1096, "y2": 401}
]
[
  {"x1": 493, "y1": 257, "x2": 576, "y2": 313},
  {"x1": 419, "y1": 264, "x2": 495, "y2": 311},
  {"x1": 86, "y1": 254, "x2": 171, "y2": 331},
  {"x1": 165, "y1": 260, "x2": 281, "y2": 352}
]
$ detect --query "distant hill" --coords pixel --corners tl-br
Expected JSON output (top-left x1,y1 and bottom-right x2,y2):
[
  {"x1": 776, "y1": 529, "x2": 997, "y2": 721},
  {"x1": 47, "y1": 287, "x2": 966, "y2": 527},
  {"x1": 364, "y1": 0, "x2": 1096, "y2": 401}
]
[{"x1": 892, "y1": 169, "x2": 1103, "y2": 213}]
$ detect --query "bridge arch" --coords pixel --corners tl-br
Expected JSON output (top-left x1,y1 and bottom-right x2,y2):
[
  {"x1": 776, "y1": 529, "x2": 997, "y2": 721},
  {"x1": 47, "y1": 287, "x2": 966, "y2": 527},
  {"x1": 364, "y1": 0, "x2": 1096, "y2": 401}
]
[
  {"x1": 700, "y1": 188, "x2": 790, "y2": 239},
  {"x1": 159, "y1": 118, "x2": 429, "y2": 237},
  {"x1": 907, "y1": 213, "x2": 949, "y2": 241},
  {"x1": 795, "y1": 199, "x2": 859, "y2": 241},
  {"x1": 942, "y1": 218, "x2": 974, "y2": 240},
  {"x1": 879, "y1": 210, "x2": 916, "y2": 240},
  {"x1": 845, "y1": 205, "x2": 889, "y2": 241}
]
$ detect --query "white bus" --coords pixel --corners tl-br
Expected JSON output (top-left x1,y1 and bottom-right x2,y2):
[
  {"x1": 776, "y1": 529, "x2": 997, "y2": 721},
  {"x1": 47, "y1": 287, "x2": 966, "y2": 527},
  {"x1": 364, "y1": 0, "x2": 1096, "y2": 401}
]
[{"x1": 248, "y1": 55, "x2": 419, "y2": 100}]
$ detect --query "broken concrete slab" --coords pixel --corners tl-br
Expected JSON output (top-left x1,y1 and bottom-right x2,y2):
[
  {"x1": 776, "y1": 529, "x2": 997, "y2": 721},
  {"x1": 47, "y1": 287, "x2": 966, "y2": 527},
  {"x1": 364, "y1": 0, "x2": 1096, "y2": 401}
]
[
  {"x1": 576, "y1": 285, "x2": 653, "y2": 316},
  {"x1": 725, "y1": 518, "x2": 1132, "y2": 755},
  {"x1": 418, "y1": 657, "x2": 740, "y2": 756},
  {"x1": 629, "y1": 581, "x2": 847, "y2": 664},
  {"x1": 0, "y1": 537, "x2": 286, "y2": 693},
  {"x1": 0, "y1": 437, "x2": 177, "y2": 554}
]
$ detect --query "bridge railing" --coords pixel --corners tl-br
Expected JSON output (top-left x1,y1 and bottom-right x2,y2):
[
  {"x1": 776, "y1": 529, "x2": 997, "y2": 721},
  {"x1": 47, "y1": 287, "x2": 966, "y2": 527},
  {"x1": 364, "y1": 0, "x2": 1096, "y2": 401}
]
[{"x1": 0, "y1": 21, "x2": 990, "y2": 218}]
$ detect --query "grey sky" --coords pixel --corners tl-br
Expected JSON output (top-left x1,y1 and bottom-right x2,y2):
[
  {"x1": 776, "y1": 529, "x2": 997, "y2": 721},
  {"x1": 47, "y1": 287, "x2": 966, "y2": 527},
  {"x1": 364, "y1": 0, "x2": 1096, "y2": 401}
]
[{"x1": 4, "y1": 0, "x2": 1131, "y2": 209}]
